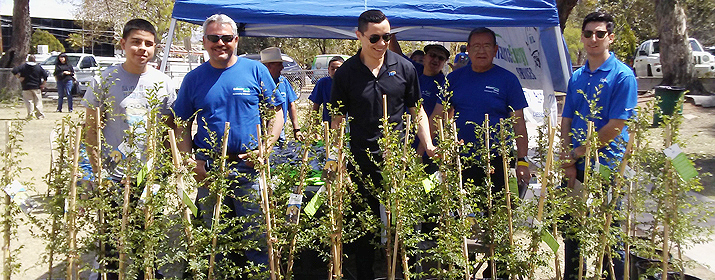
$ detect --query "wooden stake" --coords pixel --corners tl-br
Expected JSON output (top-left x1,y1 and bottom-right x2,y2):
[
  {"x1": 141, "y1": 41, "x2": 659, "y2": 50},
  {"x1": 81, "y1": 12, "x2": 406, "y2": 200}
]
[
  {"x1": 256, "y1": 124, "x2": 278, "y2": 280},
  {"x1": 208, "y1": 122, "x2": 230, "y2": 280},
  {"x1": 335, "y1": 120, "x2": 346, "y2": 279},
  {"x1": 64, "y1": 126, "x2": 81, "y2": 280},
  {"x1": 662, "y1": 121, "x2": 673, "y2": 280},
  {"x1": 3, "y1": 122, "x2": 13, "y2": 280},
  {"x1": 167, "y1": 129, "x2": 198, "y2": 279},
  {"x1": 577, "y1": 121, "x2": 595, "y2": 280},
  {"x1": 92, "y1": 107, "x2": 108, "y2": 280}
]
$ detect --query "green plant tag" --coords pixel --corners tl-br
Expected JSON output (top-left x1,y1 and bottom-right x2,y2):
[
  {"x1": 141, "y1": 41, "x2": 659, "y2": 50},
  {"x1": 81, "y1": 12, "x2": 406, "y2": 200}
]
[
  {"x1": 508, "y1": 177, "x2": 518, "y2": 195},
  {"x1": 182, "y1": 189, "x2": 198, "y2": 216},
  {"x1": 541, "y1": 228, "x2": 559, "y2": 253},
  {"x1": 595, "y1": 162, "x2": 612, "y2": 180},
  {"x1": 422, "y1": 172, "x2": 439, "y2": 193},
  {"x1": 664, "y1": 144, "x2": 698, "y2": 181},
  {"x1": 304, "y1": 186, "x2": 326, "y2": 217}
]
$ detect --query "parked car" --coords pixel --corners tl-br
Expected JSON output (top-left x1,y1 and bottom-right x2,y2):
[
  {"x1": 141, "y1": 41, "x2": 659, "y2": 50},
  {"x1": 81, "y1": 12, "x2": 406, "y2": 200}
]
[
  {"x1": 634, "y1": 38, "x2": 715, "y2": 78},
  {"x1": 40, "y1": 53, "x2": 99, "y2": 95},
  {"x1": 309, "y1": 54, "x2": 350, "y2": 82},
  {"x1": 238, "y1": 53, "x2": 303, "y2": 89},
  {"x1": 95, "y1": 56, "x2": 125, "y2": 68}
]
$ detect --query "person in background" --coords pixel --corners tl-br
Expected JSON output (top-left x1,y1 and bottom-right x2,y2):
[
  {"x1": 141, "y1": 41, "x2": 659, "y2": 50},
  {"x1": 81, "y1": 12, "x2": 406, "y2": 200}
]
[
  {"x1": 12, "y1": 55, "x2": 48, "y2": 119},
  {"x1": 54, "y1": 52, "x2": 75, "y2": 112},
  {"x1": 410, "y1": 49, "x2": 425, "y2": 64},
  {"x1": 308, "y1": 56, "x2": 343, "y2": 124},
  {"x1": 261, "y1": 46, "x2": 303, "y2": 143}
]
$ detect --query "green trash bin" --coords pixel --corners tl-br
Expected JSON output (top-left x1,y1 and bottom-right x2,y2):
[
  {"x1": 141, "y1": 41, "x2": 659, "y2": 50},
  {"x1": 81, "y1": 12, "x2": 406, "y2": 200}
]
[{"x1": 653, "y1": 85, "x2": 686, "y2": 126}]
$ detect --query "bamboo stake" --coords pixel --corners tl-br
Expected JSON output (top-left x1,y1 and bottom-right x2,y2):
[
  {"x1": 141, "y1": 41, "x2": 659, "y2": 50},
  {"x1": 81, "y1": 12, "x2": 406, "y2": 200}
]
[
  {"x1": 64, "y1": 126, "x2": 81, "y2": 280},
  {"x1": 662, "y1": 121, "x2": 673, "y2": 280},
  {"x1": 381, "y1": 95, "x2": 397, "y2": 280},
  {"x1": 92, "y1": 107, "x2": 108, "y2": 280},
  {"x1": 119, "y1": 177, "x2": 131, "y2": 280},
  {"x1": 2, "y1": 122, "x2": 13, "y2": 280},
  {"x1": 499, "y1": 123, "x2": 514, "y2": 265},
  {"x1": 284, "y1": 120, "x2": 318, "y2": 279},
  {"x1": 334, "y1": 120, "x2": 346, "y2": 280},
  {"x1": 448, "y1": 121, "x2": 470, "y2": 280},
  {"x1": 167, "y1": 129, "x2": 198, "y2": 279},
  {"x1": 207, "y1": 122, "x2": 230, "y2": 280},
  {"x1": 256, "y1": 123, "x2": 278, "y2": 280},
  {"x1": 47, "y1": 119, "x2": 68, "y2": 280},
  {"x1": 390, "y1": 115, "x2": 411, "y2": 280},
  {"x1": 577, "y1": 121, "x2": 595, "y2": 280},
  {"x1": 436, "y1": 118, "x2": 447, "y2": 274},
  {"x1": 143, "y1": 119, "x2": 157, "y2": 280},
  {"x1": 529, "y1": 125, "x2": 556, "y2": 278},
  {"x1": 482, "y1": 114, "x2": 497, "y2": 279}
]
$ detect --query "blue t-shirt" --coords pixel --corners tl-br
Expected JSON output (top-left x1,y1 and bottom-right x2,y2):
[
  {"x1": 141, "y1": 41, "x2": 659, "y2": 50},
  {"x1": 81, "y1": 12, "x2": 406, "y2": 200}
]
[
  {"x1": 309, "y1": 76, "x2": 332, "y2": 122},
  {"x1": 276, "y1": 75, "x2": 298, "y2": 124},
  {"x1": 454, "y1": 52, "x2": 469, "y2": 64},
  {"x1": 563, "y1": 53, "x2": 637, "y2": 170},
  {"x1": 173, "y1": 57, "x2": 282, "y2": 155},
  {"x1": 410, "y1": 60, "x2": 444, "y2": 116},
  {"x1": 444, "y1": 65, "x2": 528, "y2": 148}
]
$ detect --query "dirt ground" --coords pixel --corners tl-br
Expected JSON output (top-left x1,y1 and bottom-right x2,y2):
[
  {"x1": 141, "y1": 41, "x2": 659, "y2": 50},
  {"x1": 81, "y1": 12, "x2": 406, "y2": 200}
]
[{"x1": 0, "y1": 94, "x2": 713, "y2": 279}]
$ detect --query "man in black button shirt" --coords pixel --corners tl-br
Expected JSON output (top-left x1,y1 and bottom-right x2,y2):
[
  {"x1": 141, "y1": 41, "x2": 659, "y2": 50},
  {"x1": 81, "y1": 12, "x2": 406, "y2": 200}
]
[
  {"x1": 12, "y1": 55, "x2": 48, "y2": 119},
  {"x1": 330, "y1": 9, "x2": 436, "y2": 279}
]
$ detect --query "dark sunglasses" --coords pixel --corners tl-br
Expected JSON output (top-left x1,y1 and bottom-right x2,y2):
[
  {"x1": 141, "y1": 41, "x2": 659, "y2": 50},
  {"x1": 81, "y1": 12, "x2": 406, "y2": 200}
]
[
  {"x1": 205, "y1": 34, "x2": 236, "y2": 43},
  {"x1": 582, "y1": 30, "x2": 609, "y2": 39},
  {"x1": 367, "y1": 33, "x2": 391, "y2": 44},
  {"x1": 428, "y1": 52, "x2": 446, "y2": 61}
]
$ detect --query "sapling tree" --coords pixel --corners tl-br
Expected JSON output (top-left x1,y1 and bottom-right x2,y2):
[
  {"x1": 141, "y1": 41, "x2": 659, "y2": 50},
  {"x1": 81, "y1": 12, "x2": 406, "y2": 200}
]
[{"x1": 1, "y1": 120, "x2": 29, "y2": 280}]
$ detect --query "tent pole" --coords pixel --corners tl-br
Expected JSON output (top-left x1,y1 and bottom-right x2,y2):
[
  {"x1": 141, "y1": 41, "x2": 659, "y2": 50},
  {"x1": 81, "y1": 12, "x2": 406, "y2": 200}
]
[
  {"x1": 161, "y1": 18, "x2": 177, "y2": 73},
  {"x1": 552, "y1": 26, "x2": 571, "y2": 84}
]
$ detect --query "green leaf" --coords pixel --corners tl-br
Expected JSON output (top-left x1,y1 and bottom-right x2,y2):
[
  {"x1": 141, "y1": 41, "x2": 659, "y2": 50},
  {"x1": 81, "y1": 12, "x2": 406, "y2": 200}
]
[{"x1": 541, "y1": 228, "x2": 559, "y2": 253}]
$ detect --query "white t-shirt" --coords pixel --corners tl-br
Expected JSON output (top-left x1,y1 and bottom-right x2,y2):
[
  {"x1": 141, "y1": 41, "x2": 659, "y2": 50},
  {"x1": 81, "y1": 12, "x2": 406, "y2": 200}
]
[{"x1": 82, "y1": 64, "x2": 176, "y2": 181}]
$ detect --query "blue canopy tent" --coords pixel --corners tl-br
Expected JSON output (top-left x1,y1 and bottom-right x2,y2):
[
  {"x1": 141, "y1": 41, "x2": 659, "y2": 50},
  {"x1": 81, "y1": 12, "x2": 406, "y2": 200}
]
[{"x1": 166, "y1": 0, "x2": 572, "y2": 122}]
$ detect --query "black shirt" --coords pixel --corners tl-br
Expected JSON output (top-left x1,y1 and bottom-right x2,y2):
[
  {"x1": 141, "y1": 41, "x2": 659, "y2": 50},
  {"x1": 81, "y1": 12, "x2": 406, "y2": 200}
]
[
  {"x1": 12, "y1": 63, "x2": 48, "y2": 90},
  {"x1": 330, "y1": 49, "x2": 420, "y2": 152},
  {"x1": 54, "y1": 63, "x2": 74, "y2": 82}
]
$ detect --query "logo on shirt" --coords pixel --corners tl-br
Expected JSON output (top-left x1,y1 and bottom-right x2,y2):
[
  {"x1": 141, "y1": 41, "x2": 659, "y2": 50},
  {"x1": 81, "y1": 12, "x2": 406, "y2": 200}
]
[
  {"x1": 485, "y1": 85, "x2": 500, "y2": 95},
  {"x1": 388, "y1": 70, "x2": 397, "y2": 77},
  {"x1": 233, "y1": 87, "x2": 252, "y2": 96},
  {"x1": 600, "y1": 78, "x2": 609, "y2": 83}
]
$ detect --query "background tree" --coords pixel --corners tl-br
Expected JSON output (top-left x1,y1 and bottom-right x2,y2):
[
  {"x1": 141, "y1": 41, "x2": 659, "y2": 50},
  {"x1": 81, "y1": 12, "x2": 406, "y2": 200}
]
[
  {"x1": 30, "y1": 29, "x2": 65, "y2": 53},
  {"x1": 0, "y1": 0, "x2": 31, "y2": 68},
  {"x1": 655, "y1": 0, "x2": 707, "y2": 93}
]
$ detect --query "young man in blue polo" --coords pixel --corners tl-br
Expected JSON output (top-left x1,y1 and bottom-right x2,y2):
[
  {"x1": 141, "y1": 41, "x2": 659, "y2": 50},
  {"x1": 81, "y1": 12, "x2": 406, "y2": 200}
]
[{"x1": 560, "y1": 11, "x2": 637, "y2": 280}]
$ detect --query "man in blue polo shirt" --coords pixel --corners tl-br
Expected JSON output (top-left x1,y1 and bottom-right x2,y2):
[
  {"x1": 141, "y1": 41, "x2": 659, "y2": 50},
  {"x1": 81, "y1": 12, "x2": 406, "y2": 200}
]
[
  {"x1": 309, "y1": 56, "x2": 343, "y2": 124},
  {"x1": 173, "y1": 14, "x2": 284, "y2": 276},
  {"x1": 330, "y1": 9, "x2": 436, "y2": 279},
  {"x1": 560, "y1": 11, "x2": 637, "y2": 280},
  {"x1": 431, "y1": 27, "x2": 530, "y2": 279}
]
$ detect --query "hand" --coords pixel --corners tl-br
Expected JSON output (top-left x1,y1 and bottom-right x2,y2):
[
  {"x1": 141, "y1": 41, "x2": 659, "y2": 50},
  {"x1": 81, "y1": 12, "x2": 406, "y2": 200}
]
[
  {"x1": 516, "y1": 165, "x2": 530, "y2": 185},
  {"x1": 564, "y1": 165, "x2": 577, "y2": 183},
  {"x1": 294, "y1": 129, "x2": 305, "y2": 142},
  {"x1": 425, "y1": 144, "x2": 438, "y2": 158},
  {"x1": 193, "y1": 159, "x2": 207, "y2": 182},
  {"x1": 238, "y1": 149, "x2": 261, "y2": 169}
]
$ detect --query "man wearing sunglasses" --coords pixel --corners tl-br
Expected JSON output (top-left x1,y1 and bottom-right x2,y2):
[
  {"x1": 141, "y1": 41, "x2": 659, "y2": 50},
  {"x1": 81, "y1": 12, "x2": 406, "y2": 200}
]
[
  {"x1": 330, "y1": 9, "x2": 436, "y2": 280},
  {"x1": 173, "y1": 13, "x2": 284, "y2": 277},
  {"x1": 560, "y1": 11, "x2": 636, "y2": 280}
]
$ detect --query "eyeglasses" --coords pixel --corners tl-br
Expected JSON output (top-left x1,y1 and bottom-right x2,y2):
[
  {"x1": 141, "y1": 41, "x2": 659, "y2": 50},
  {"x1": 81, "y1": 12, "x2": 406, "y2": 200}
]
[
  {"x1": 205, "y1": 34, "x2": 236, "y2": 43},
  {"x1": 366, "y1": 33, "x2": 391, "y2": 44},
  {"x1": 582, "y1": 30, "x2": 609, "y2": 39},
  {"x1": 427, "y1": 52, "x2": 446, "y2": 62},
  {"x1": 469, "y1": 44, "x2": 494, "y2": 51}
]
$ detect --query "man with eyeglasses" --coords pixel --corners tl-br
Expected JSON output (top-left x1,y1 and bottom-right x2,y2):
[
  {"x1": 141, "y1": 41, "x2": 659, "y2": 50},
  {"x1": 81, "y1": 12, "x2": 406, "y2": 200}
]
[
  {"x1": 560, "y1": 11, "x2": 636, "y2": 280},
  {"x1": 431, "y1": 27, "x2": 529, "y2": 279},
  {"x1": 173, "y1": 13, "x2": 284, "y2": 277},
  {"x1": 330, "y1": 9, "x2": 436, "y2": 279}
]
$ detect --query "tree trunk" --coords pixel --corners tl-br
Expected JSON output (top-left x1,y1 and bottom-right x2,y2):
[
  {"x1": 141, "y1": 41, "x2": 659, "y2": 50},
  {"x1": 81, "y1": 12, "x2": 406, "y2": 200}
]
[
  {"x1": 655, "y1": 0, "x2": 709, "y2": 94},
  {"x1": 0, "y1": 0, "x2": 31, "y2": 68},
  {"x1": 556, "y1": 0, "x2": 579, "y2": 32}
]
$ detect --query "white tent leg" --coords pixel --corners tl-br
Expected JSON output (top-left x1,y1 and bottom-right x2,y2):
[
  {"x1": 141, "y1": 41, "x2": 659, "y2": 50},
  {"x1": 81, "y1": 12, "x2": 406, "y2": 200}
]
[
  {"x1": 161, "y1": 18, "x2": 178, "y2": 73},
  {"x1": 553, "y1": 25, "x2": 571, "y2": 87}
]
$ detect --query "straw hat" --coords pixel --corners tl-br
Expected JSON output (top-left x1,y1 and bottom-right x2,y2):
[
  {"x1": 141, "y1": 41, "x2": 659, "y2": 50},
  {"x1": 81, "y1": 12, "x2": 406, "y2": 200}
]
[{"x1": 260, "y1": 47, "x2": 288, "y2": 63}]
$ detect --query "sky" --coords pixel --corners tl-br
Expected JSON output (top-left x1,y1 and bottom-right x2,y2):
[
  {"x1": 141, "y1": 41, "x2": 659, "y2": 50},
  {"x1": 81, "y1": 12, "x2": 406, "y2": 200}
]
[{"x1": 1, "y1": 0, "x2": 75, "y2": 19}]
